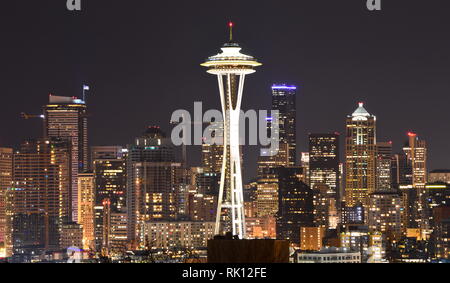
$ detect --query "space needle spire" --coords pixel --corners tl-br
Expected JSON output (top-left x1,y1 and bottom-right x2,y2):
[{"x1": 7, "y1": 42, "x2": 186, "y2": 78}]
[{"x1": 201, "y1": 22, "x2": 262, "y2": 239}]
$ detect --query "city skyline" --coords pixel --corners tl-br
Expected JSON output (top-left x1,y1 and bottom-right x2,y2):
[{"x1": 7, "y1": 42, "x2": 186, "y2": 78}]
[
  {"x1": 2, "y1": 1, "x2": 450, "y2": 182},
  {"x1": 2, "y1": 0, "x2": 450, "y2": 264}
]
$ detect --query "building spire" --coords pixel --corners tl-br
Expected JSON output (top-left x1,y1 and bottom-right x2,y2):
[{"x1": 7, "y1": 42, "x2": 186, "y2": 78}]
[{"x1": 228, "y1": 21, "x2": 233, "y2": 42}]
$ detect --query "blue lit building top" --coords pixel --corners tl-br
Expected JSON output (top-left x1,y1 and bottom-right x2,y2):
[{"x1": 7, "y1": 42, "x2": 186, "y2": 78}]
[{"x1": 271, "y1": 84, "x2": 297, "y2": 90}]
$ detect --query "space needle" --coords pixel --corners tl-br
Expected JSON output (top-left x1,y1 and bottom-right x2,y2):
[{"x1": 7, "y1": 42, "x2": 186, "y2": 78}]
[{"x1": 201, "y1": 22, "x2": 262, "y2": 239}]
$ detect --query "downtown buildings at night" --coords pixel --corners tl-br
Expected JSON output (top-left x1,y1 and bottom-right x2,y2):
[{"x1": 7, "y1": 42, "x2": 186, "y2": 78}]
[
  {"x1": 1, "y1": 25, "x2": 450, "y2": 264},
  {"x1": 1, "y1": 90, "x2": 450, "y2": 263}
]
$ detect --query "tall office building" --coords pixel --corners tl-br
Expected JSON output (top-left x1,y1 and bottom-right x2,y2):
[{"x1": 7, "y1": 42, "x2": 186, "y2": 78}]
[
  {"x1": 376, "y1": 142, "x2": 393, "y2": 192},
  {"x1": 258, "y1": 85, "x2": 297, "y2": 176},
  {"x1": 91, "y1": 146, "x2": 127, "y2": 253},
  {"x1": 271, "y1": 85, "x2": 296, "y2": 165},
  {"x1": 403, "y1": 133, "x2": 427, "y2": 189},
  {"x1": 126, "y1": 127, "x2": 182, "y2": 246},
  {"x1": 256, "y1": 169, "x2": 279, "y2": 217},
  {"x1": 93, "y1": 158, "x2": 127, "y2": 212},
  {"x1": 109, "y1": 212, "x2": 128, "y2": 255},
  {"x1": 78, "y1": 172, "x2": 95, "y2": 250},
  {"x1": 44, "y1": 95, "x2": 88, "y2": 223},
  {"x1": 276, "y1": 167, "x2": 314, "y2": 245},
  {"x1": 345, "y1": 102, "x2": 376, "y2": 208},
  {"x1": 8, "y1": 139, "x2": 70, "y2": 254},
  {"x1": 392, "y1": 151, "x2": 413, "y2": 191},
  {"x1": 0, "y1": 148, "x2": 12, "y2": 254},
  {"x1": 309, "y1": 133, "x2": 340, "y2": 197}
]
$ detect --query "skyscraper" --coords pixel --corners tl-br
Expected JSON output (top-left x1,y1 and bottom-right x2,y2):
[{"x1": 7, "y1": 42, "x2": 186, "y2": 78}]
[
  {"x1": 345, "y1": 102, "x2": 376, "y2": 208},
  {"x1": 91, "y1": 146, "x2": 127, "y2": 253},
  {"x1": 376, "y1": 141, "x2": 393, "y2": 192},
  {"x1": 271, "y1": 85, "x2": 296, "y2": 166},
  {"x1": 93, "y1": 158, "x2": 127, "y2": 212},
  {"x1": 309, "y1": 133, "x2": 340, "y2": 196},
  {"x1": 257, "y1": 85, "x2": 297, "y2": 176},
  {"x1": 8, "y1": 139, "x2": 71, "y2": 255},
  {"x1": 44, "y1": 95, "x2": 88, "y2": 223},
  {"x1": 78, "y1": 172, "x2": 95, "y2": 250},
  {"x1": 126, "y1": 127, "x2": 182, "y2": 246},
  {"x1": 403, "y1": 132, "x2": 428, "y2": 228},
  {"x1": 0, "y1": 148, "x2": 12, "y2": 255},
  {"x1": 403, "y1": 133, "x2": 427, "y2": 189},
  {"x1": 201, "y1": 23, "x2": 261, "y2": 239},
  {"x1": 276, "y1": 167, "x2": 314, "y2": 245}
]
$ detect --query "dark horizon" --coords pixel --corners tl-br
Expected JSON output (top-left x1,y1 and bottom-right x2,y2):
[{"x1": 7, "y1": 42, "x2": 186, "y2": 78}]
[{"x1": 1, "y1": 0, "x2": 450, "y2": 181}]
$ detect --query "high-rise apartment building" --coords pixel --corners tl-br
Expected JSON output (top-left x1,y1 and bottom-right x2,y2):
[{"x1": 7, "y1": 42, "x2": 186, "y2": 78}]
[
  {"x1": 345, "y1": 102, "x2": 376, "y2": 208},
  {"x1": 7, "y1": 139, "x2": 70, "y2": 254},
  {"x1": 44, "y1": 95, "x2": 88, "y2": 222},
  {"x1": 78, "y1": 172, "x2": 95, "y2": 250},
  {"x1": 126, "y1": 127, "x2": 181, "y2": 246},
  {"x1": 368, "y1": 192, "x2": 404, "y2": 241},
  {"x1": 0, "y1": 147, "x2": 12, "y2": 254}
]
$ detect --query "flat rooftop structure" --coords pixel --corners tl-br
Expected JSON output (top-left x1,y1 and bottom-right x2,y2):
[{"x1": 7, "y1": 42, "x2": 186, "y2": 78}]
[{"x1": 207, "y1": 238, "x2": 289, "y2": 263}]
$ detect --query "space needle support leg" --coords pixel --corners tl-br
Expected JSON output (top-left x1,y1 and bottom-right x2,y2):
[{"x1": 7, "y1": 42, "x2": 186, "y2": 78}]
[{"x1": 215, "y1": 74, "x2": 227, "y2": 236}]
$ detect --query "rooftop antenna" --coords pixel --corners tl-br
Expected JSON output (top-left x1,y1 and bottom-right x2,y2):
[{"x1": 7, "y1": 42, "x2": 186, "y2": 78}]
[
  {"x1": 83, "y1": 84, "x2": 90, "y2": 103},
  {"x1": 228, "y1": 21, "x2": 233, "y2": 42}
]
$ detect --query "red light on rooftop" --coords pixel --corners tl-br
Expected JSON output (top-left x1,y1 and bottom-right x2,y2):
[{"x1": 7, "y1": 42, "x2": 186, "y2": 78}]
[
  {"x1": 407, "y1": 132, "x2": 417, "y2": 137},
  {"x1": 229, "y1": 21, "x2": 234, "y2": 28}
]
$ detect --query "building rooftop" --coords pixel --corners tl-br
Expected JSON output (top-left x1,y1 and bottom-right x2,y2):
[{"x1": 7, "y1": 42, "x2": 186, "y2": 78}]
[
  {"x1": 430, "y1": 169, "x2": 450, "y2": 173},
  {"x1": 351, "y1": 102, "x2": 370, "y2": 117},
  {"x1": 48, "y1": 95, "x2": 85, "y2": 105}
]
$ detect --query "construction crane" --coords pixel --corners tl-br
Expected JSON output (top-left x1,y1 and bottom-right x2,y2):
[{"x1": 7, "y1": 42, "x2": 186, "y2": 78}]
[
  {"x1": 20, "y1": 112, "x2": 46, "y2": 137},
  {"x1": 20, "y1": 112, "x2": 45, "y2": 120}
]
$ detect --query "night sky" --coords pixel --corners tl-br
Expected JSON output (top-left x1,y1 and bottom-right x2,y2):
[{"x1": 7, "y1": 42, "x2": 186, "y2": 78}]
[{"x1": 1, "y1": 0, "x2": 450, "y2": 182}]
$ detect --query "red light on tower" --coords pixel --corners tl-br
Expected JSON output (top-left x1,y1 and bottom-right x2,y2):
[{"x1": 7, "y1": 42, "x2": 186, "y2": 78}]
[
  {"x1": 229, "y1": 21, "x2": 233, "y2": 28},
  {"x1": 407, "y1": 132, "x2": 417, "y2": 137}
]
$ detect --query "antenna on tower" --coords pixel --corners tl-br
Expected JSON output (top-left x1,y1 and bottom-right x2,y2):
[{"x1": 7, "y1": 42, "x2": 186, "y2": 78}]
[
  {"x1": 82, "y1": 84, "x2": 90, "y2": 103},
  {"x1": 228, "y1": 21, "x2": 233, "y2": 42}
]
